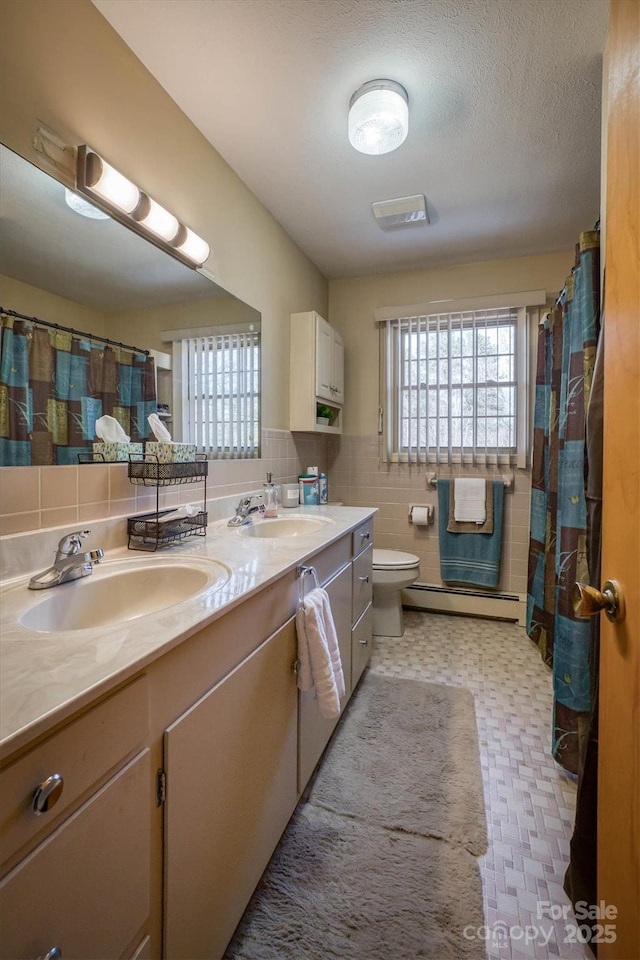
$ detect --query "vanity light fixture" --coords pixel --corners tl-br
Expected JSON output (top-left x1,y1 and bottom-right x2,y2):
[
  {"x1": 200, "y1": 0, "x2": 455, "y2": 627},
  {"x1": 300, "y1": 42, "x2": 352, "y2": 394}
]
[
  {"x1": 75, "y1": 145, "x2": 210, "y2": 267},
  {"x1": 348, "y1": 80, "x2": 409, "y2": 156}
]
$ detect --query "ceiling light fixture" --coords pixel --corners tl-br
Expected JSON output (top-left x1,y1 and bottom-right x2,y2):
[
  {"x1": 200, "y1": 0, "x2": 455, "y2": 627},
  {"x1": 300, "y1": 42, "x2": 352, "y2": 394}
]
[
  {"x1": 64, "y1": 188, "x2": 110, "y2": 220},
  {"x1": 348, "y1": 79, "x2": 409, "y2": 156},
  {"x1": 75, "y1": 146, "x2": 210, "y2": 267}
]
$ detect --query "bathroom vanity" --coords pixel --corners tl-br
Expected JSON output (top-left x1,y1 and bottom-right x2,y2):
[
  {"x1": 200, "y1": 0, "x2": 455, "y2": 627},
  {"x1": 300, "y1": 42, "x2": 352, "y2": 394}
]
[{"x1": 0, "y1": 505, "x2": 375, "y2": 959}]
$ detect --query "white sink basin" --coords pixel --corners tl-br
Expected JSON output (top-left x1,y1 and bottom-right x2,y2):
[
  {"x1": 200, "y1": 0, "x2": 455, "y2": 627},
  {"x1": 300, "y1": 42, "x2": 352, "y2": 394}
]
[
  {"x1": 238, "y1": 517, "x2": 332, "y2": 539},
  {"x1": 16, "y1": 557, "x2": 230, "y2": 633}
]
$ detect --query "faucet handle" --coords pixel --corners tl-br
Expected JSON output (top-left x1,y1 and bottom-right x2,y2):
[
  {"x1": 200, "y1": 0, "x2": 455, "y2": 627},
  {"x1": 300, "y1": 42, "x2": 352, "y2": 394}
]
[{"x1": 56, "y1": 529, "x2": 91, "y2": 557}]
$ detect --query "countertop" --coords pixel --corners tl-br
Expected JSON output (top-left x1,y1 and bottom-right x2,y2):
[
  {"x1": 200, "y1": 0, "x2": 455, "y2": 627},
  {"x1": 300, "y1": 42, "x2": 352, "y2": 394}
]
[{"x1": 0, "y1": 504, "x2": 376, "y2": 760}]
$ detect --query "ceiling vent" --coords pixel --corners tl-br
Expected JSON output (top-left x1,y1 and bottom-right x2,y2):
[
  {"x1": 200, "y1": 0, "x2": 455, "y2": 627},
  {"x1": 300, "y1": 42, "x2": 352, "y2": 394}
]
[{"x1": 371, "y1": 194, "x2": 429, "y2": 231}]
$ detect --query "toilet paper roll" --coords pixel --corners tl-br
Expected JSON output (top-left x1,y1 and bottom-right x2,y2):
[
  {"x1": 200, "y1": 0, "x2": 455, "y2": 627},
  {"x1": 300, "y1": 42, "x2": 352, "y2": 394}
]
[{"x1": 411, "y1": 505, "x2": 432, "y2": 526}]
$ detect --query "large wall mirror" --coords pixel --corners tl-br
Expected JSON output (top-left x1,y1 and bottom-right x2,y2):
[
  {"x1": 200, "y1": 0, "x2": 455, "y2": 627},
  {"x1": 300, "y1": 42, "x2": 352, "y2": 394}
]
[{"x1": 0, "y1": 143, "x2": 261, "y2": 465}]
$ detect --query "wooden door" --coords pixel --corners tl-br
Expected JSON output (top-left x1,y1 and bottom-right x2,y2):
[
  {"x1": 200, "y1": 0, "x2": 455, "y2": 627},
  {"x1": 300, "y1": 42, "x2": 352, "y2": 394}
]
[{"x1": 599, "y1": 2, "x2": 640, "y2": 957}]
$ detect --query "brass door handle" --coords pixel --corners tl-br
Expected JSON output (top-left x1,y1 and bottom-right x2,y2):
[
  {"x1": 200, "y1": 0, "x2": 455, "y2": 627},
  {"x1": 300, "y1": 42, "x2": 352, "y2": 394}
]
[{"x1": 572, "y1": 580, "x2": 625, "y2": 624}]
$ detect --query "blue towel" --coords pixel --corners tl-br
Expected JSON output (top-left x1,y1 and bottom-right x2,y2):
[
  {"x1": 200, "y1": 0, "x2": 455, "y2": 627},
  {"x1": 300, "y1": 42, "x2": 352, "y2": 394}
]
[{"x1": 437, "y1": 479, "x2": 504, "y2": 588}]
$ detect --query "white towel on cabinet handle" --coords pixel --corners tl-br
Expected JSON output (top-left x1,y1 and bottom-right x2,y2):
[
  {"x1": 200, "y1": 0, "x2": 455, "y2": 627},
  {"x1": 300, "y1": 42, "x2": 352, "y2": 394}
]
[{"x1": 296, "y1": 587, "x2": 345, "y2": 719}]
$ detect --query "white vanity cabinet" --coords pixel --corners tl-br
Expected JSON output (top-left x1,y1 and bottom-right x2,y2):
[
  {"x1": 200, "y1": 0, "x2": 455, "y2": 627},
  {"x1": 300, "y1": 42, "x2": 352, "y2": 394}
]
[
  {"x1": 0, "y1": 509, "x2": 376, "y2": 960},
  {"x1": 290, "y1": 311, "x2": 344, "y2": 433},
  {"x1": 0, "y1": 678, "x2": 152, "y2": 960}
]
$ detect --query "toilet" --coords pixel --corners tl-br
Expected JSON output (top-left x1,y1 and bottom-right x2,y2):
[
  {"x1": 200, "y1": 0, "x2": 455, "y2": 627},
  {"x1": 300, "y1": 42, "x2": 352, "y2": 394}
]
[{"x1": 371, "y1": 549, "x2": 421, "y2": 637}]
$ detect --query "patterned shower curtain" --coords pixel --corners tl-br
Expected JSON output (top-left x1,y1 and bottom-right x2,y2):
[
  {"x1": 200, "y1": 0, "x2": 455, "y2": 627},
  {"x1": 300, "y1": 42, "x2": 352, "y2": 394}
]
[
  {"x1": 526, "y1": 231, "x2": 600, "y2": 775},
  {"x1": 0, "y1": 314, "x2": 156, "y2": 465}
]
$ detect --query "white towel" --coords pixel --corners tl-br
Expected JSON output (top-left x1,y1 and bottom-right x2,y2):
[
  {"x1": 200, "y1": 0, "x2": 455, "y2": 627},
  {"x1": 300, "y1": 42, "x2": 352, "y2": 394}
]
[
  {"x1": 454, "y1": 478, "x2": 486, "y2": 523},
  {"x1": 296, "y1": 587, "x2": 345, "y2": 719}
]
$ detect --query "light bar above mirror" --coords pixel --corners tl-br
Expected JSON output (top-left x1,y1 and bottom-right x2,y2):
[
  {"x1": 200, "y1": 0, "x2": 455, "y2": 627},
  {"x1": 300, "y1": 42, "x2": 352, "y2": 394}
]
[{"x1": 76, "y1": 145, "x2": 210, "y2": 267}]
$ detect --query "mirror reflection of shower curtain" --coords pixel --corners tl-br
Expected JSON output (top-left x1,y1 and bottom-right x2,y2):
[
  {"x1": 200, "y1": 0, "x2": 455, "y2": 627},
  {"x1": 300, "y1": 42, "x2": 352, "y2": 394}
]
[
  {"x1": 0, "y1": 314, "x2": 156, "y2": 465},
  {"x1": 526, "y1": 230, "x2": 601, "y2": 776}
]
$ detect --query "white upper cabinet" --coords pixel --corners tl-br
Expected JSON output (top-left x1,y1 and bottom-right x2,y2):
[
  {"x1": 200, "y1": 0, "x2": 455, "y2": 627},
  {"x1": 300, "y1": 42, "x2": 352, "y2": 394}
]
[
  {"x1": 290, "y1": 311, "x2": 344, "y2": 433},
  {"x1": 315, "y1": 314, "x2": 344, "y2": 404}
]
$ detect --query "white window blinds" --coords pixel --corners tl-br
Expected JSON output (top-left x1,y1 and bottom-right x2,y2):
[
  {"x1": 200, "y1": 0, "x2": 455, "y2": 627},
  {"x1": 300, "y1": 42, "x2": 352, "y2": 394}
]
[
  {"x1": 379, "y1": 304, "x2": 529, "y2": 467},
  {"x1": 179, "y1": 330, "x2": 260, "y2": 459}
]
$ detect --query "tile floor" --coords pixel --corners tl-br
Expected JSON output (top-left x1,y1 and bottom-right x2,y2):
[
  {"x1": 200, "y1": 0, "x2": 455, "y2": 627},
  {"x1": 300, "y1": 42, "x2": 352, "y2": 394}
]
[{"x1": 370, "y1": 610, "x2": 594, "y2": 960}]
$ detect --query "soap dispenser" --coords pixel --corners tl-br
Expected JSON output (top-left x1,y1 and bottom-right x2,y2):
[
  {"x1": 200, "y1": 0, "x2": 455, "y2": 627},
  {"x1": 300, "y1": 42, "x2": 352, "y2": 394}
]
[{"x1": 263, "y1": 472, "x2": 278, "y2": 518}]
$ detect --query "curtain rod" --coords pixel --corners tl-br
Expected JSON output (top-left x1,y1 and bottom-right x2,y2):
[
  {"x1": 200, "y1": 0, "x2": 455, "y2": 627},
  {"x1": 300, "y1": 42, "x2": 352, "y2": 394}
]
[{"x1": 0, "y1": 307, "x2": 149, "y2": 356}]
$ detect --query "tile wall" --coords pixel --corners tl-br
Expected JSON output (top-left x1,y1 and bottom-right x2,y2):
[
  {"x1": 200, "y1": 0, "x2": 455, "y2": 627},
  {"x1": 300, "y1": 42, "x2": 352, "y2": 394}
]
[
  {"x1": 0, "y1": 430, "x2": 532, "y2": 600},
  {"x1": 0, "y1": 430, "x2": 331, "y2": 537},
  {"x1": 327, "y1": 435, "x2": 532, "y2": 596}
]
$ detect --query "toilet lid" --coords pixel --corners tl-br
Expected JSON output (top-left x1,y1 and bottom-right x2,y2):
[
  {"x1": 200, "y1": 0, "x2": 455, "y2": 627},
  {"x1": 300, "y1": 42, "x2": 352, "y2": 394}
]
[{"x1": 372, "y1": 549, "x2": 420, "y2": 571}]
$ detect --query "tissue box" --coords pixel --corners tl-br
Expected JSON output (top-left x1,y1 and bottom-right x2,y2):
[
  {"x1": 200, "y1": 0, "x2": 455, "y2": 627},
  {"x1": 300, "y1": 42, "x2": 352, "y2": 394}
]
[
  {"x1": 144, "y1": 442, "x2": 198, "y2": 463},
  {"x1": 93, "y1": 442, "x2": 143, "y2": 462}
]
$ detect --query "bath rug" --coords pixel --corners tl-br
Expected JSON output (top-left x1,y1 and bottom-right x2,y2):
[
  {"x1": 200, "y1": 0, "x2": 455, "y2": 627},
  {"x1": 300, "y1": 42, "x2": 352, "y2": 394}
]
[
  {"x1": 224, "y1": 802, "x2": 485, "y2": 960},
  {"x1": 308, "y1": 672, "x2": 488, "y2": 855}
]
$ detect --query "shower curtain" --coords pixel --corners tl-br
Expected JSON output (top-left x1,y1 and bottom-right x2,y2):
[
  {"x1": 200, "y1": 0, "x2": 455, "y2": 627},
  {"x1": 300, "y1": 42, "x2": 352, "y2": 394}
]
[
  {"x1": 526, "y1": 230, "x2": 601, "y2": 776},
  {"x1": 0, "y1": 314, "x2": 156, "y2": 465}
]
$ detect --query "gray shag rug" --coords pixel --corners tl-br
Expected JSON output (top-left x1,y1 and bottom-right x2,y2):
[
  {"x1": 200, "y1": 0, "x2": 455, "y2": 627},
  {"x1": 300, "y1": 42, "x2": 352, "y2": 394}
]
[
  {"x1": 225, "y1": 674, "x2": 488, "y2": 960},
  {"x1": 309, "y1": 673, "x2": 488, "y2": 856}
]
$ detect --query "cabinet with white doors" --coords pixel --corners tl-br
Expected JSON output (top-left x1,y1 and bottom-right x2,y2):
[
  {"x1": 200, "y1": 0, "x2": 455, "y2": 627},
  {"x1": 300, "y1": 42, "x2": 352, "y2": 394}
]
[{"x1": 290, "y1": 311, "x2": 344, "y2": 433}]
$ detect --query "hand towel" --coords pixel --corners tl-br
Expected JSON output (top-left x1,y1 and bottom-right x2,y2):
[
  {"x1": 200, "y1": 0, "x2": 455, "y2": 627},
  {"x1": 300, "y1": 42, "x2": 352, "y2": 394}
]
[
  {"x1": 447, "y1": 478, "x2": 494, "y2": 534},
  {"x1": 296, "y1": 587, "x2": 345, "y2": 719},
  {"x1": 453, "y1": 478, "x2": 486, "y2": 523}
]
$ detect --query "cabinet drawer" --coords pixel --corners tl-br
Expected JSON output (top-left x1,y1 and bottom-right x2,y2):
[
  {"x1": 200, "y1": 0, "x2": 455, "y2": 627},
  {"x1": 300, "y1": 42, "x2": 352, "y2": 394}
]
[
  {"x1": 351, "y1": 519, "x2": 373, "y2": 557},
  {"x1": 0, "y1": 749, "x2": 151, "y2": 960},
  {"x1": 352, "y1": 603, "x2": 372, "y2": 689},
  {"x1": 0, "y1": 675, "x2": 148, "y2": 868},
  {"x1": 352, "y1": 544, "x2": 373, "y2": 624}
]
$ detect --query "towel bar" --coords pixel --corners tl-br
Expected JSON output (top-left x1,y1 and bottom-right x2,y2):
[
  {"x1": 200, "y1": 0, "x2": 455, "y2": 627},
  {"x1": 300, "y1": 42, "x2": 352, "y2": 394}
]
[
  {"x1": 296, "y1": 564, "x2": 319, "y2": 602},
  {"x1": 427, "y1": 472, "x2": 514, "y2": 492}
]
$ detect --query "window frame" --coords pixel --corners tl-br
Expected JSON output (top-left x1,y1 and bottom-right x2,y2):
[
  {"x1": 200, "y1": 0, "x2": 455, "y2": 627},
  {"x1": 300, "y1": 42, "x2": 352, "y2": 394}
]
[
  {"x1": 377, "y1": 292, "x2": 544, "y2": 468},
  {"x1": 171, "y1": 326, "x2": 261, "y2": 460}
]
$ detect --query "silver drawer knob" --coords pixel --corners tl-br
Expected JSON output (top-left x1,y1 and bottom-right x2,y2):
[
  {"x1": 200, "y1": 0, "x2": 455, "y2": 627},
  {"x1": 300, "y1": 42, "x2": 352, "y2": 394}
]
[
  {"x1": 358, "y1": 638, "x2": 369, "y2": 646},
  {"x1": 360, "y1": 531, "x2": 370, "y2": 541},
  {"x1": 32, "y1": 774, "x2": 64, "y2": 815},
  {"x1": 358, "y1": 575, "x2": 370, "y2": 583},
  {"x1": 37, "y1": 949, "x2": 62, "y2": 960}
]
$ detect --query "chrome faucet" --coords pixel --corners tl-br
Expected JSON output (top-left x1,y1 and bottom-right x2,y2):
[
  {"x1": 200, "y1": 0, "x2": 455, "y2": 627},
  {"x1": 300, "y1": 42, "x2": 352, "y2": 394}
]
[
  {"x1": 28, "y1": 529, "x2": 104, "y2": 590},
  {"x1": 227, "y1": 495, "x2": 265, "y2": 527}
]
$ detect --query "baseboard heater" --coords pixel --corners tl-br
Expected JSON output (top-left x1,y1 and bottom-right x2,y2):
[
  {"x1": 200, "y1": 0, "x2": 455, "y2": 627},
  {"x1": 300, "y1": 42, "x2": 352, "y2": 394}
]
[{"x1": 402, "y1": 583, "x2": 526, "y2": 625}]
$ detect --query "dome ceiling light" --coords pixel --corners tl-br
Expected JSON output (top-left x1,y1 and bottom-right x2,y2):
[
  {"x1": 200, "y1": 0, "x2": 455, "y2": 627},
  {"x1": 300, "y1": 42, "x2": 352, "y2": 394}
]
[{"x1": 348, "y1": 80, "x2": 409, "y2": 156}]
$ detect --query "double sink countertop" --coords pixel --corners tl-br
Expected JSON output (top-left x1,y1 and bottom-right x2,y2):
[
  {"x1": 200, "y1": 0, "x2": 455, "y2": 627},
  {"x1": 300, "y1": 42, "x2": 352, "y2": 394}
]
[{"x1": 0, "y1": 504, "x2": 376, "y2": 760}]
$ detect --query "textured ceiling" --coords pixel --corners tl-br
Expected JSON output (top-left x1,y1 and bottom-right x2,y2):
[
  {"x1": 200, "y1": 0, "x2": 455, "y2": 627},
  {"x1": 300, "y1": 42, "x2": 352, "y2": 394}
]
[{"x1": 93, "y1": 0, "x2": 608, "y2": 279}]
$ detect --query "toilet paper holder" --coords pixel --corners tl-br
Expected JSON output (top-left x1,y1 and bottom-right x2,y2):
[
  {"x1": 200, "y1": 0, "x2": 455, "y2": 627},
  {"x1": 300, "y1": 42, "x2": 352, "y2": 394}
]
[{"x1": 408, "y1": 504, "x2": 434, "y2": 525}]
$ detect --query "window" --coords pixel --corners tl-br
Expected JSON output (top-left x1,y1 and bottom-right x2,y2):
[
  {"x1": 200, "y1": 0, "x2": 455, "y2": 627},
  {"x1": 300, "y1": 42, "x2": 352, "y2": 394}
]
[
  {"x1": 379, "y1": 299, "x2": 533, "y2": 467},
  {"x1": 177, "y1": 329, "x2": 260, "y2": 458}
]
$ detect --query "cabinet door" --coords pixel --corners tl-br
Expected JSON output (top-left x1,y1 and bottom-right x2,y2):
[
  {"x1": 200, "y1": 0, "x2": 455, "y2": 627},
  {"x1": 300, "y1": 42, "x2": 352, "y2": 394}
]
[
  {"x1": 298, "y1": 563, "x2": 352, "y2": 791},
  {"x1": 332, "y1": 328, "x2": 344, "y2": 405},
  {"x1": 164, "y1": 619, "x2": 298, "y2": 960},
  {"x1": 352, "y1": 543, "x2": 373, "y2": 624},
  {"x1": 315, "y1": 314, "x2": 334, "y2": 401},
  {"x1": 352, "y1": 603, "x2": 373, "y2": 689},
  {"x1": 0, "y1": 750, "x2": 151, "y2": 960}
]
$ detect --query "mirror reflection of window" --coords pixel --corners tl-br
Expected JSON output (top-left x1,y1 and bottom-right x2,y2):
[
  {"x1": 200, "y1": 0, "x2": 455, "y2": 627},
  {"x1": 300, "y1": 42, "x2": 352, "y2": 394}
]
[{"x1": 174, "y1": 328, "x2": 261, "y2": 459}]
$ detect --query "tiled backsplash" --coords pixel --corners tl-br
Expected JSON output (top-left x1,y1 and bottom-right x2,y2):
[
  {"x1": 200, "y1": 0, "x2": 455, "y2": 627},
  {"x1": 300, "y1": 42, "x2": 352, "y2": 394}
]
[
  {"x1": 1, "y1": 429, "x2": 531, "y2": 597},
  {"x1": 327, "y1": 435, "x2": 531, "y2": 596},
  {"x1": 0, "y1": 430, "x2": 331, "y2": 538}
]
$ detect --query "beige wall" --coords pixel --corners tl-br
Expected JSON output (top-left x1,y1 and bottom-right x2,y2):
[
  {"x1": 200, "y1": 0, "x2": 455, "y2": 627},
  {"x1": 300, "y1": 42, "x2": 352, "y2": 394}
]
[
  {"x1": 329, "y1": 251, "x2": 573, "y2": 435},
  {"x1": 1, "y1": 276, "x2": 107, "y2": 339},
  {"x1": 0, "y1": 0, "x2": 328, "y2": 430},
  {"x1": 326, "y1": 250, "x2": 576, "y2": 596}
]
